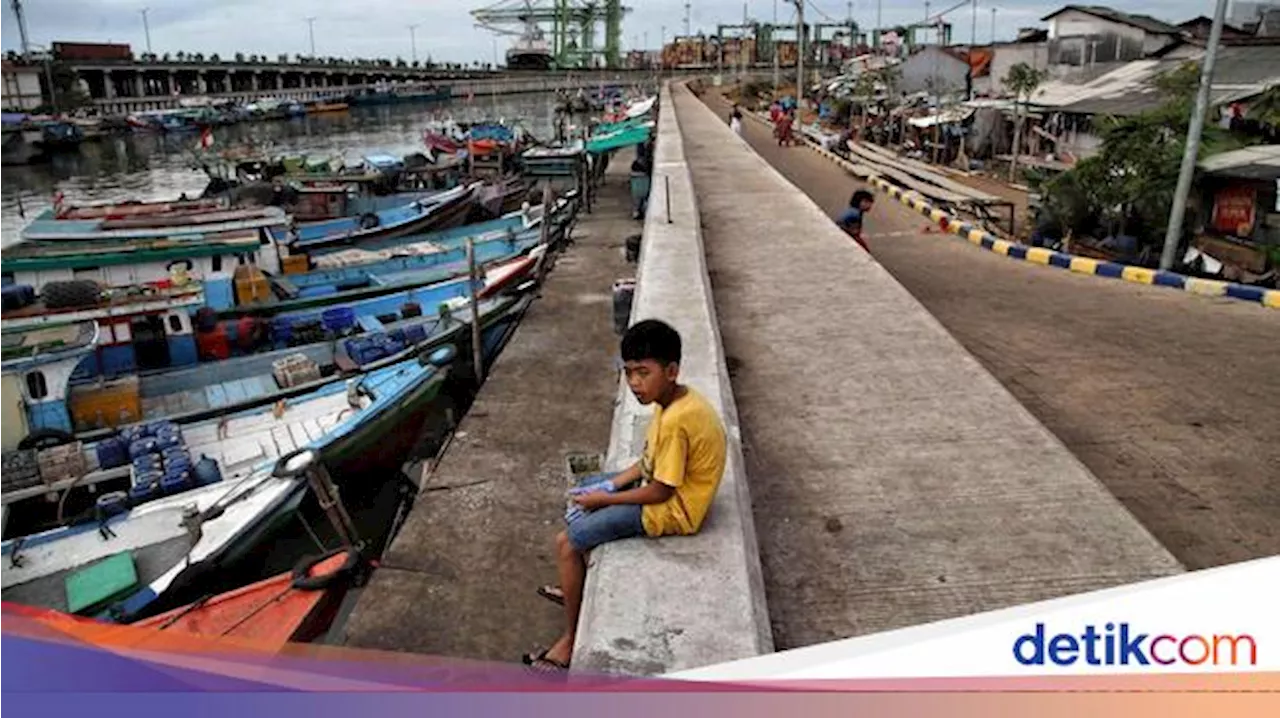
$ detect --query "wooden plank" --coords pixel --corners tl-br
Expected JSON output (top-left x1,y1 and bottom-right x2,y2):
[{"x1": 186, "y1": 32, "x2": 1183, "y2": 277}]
[
  {"x1": 288, "y1": 422, "x2": 311, "y2": 449},
  {"x1": 271, "y1": 426, "x2": 296, "y2": 456},
  {"x1": 206, "y1": 384, "x2": 229, "y2": 408},
  {"x1": 848, "y1": 142, "x2": 1002, "y2": 204}
]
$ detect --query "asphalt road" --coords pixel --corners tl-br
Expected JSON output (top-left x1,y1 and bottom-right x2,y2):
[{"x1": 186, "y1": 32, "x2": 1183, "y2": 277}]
[{"x1": 703, "y1": 91, "x2": 1280, "y2": 571}]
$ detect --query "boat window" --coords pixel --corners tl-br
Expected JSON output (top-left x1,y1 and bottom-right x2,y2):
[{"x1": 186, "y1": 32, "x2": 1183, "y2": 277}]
[
  {"x1": 212, "y1": 254, "x2": 223, "y2": 272},
  {"x1": 168, "y1": 314, "x2": 183, "y2": 333},
  {"x1": 25, "y1": 371, "x2": 48, "y2": 400}
]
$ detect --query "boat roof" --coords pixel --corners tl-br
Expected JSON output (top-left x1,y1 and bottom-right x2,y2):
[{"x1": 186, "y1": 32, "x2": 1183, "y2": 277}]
[
  {"x1": 20, "y1": 206, "x2": 288, "y2": 242},
  {"x1": 1, "y1": 284, "x2": 204, "y2": 331},
  {"x1": 1, "y1": 321, "x2": 98, "y2": 367},
  {"x1": 2, "y1": 231, "x2": 265, "y2": 272}
]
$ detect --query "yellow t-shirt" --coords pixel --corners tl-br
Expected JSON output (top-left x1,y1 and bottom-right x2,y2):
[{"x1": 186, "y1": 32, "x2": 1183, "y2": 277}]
[{"x1": 639, "y1": 387, "x2": 727, "y2": 537}]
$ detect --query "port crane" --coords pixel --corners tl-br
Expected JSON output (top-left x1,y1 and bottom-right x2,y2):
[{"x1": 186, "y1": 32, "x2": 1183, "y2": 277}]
[{"x1": 472, "y1": 0, "x2": 630, "y2": 69}]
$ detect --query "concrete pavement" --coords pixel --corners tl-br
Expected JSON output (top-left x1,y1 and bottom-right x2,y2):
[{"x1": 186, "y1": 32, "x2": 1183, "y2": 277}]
[
  {"x1": 677, "y1": 84, "x2": 1181, "y2": 652},
  {"x1": 704, "y1": 91, "x2": 1280, "y2": 573},
  {"x1": 339, "y1": 164, "x2": 636, "y2": 661}
]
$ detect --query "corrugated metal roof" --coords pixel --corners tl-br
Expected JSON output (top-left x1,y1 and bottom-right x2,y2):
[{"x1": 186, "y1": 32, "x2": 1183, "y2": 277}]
[
  {"x1": 1028, "y1": 46, "x2": 1280, "y2": 116},
  {"x1": 1198, "y1": 145, "x2": 1280, "y2": 179},
  {"x1": 1041, "y1": 5, "x2": 1182, "y2": 35}
]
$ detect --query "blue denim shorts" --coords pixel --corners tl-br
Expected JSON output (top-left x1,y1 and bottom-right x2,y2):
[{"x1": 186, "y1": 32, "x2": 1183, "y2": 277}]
[{"x1": 566, "y1": 471, "x2": 645, "y2": 551}]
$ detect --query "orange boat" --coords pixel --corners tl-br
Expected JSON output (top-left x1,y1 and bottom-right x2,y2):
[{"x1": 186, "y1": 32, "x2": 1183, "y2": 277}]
[
  {"x1": 308, "y1": 102, "x2": 350, "y2": 114},
  {"x1": 131, "y1": 549, "x2": 363, "y2": 650}
]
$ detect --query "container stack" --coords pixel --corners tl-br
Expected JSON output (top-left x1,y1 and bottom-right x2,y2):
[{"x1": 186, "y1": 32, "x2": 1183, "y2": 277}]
[
  {"x1": 272, "y1": 353, "x2": 323, "y2": 389},
  {"x1": 124, "y1": 421, "x2": 206, "y2": 505},
  {"x1": 36, "y1": 442, "x2": 87, "y2": 486}
]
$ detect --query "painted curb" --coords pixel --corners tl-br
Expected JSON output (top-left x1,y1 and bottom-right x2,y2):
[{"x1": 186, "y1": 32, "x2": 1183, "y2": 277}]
[{"x1": 745, "y1": 109, "x2": 1278, "y2": 310}]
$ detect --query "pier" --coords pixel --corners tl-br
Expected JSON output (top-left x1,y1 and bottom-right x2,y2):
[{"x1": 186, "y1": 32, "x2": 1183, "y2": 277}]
[
  {"x1": 340, "y1": 80, "x2": 1199, "y2": 675},
  {"x1": 339, "y1": 160, "x2": 639, "y2": 661},
  {"x1": 20, "y1": 57, "x2": 695, "y2": 114}
]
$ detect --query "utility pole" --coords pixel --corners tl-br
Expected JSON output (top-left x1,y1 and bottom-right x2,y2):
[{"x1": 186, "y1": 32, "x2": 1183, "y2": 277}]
[
  {"x1": 796, "y1": 0, "x2": 804, "y2": 99},
  {"x1": 140, "y1": 7, "x2": 152, "y2": 54},
  {"x1": 990, "y1": 7, "x2": 996, "y2": 44},
  {"x1": 410, "y1": 24, "x2": 420, "y2": 63},
  {"x1": 971, "y1": 0, "x2": 978, "y2": 47},
  {"x1": 10, "y1": 0, "x2": 31, "y2": 58},
  {"x1": 306, "y1": 16, "x2": 316, "y2": 56},
  {"x1": 684, "y1": 2, "x2": 691, "y2": 36},
  {"x1": 1160, "y1": 0, "x2": 1228, "y2": 271}
]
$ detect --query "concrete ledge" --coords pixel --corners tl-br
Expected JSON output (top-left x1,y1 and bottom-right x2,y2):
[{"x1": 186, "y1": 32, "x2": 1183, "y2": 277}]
[
  {"x1": 770, "y1": 116, "x2": 1280, "y2": 311},
  {"x1": 571, "y1": 82, "x2": 774, "y2": 675}
]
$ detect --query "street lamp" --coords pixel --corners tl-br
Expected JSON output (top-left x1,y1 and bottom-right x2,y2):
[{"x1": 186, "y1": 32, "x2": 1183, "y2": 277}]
[{"x1": 409, "y1": 23, "x2": 419, "y2": 63}]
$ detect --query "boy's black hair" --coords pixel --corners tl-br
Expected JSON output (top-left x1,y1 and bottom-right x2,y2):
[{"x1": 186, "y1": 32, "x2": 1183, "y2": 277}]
[
  {"x1": 621, "y1": 319, "x2": 682, "y2": 366},
  {"x1": 850, "y1": 190, "x2": 875, "y2": 206}
]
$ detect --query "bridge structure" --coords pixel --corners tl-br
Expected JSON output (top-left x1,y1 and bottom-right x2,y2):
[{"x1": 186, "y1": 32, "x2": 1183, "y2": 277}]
[{"x1": 35, "y1": 58, "x2": 673, "y2": 114}]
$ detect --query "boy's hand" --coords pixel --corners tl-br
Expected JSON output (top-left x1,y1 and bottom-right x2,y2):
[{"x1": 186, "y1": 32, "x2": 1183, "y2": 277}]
[
  {"x1": 572, "y1": 491, "x2": 613, "y2": 510},
  {"x1": 568, "y1": 480, "x2": 616, "y2": 496}
]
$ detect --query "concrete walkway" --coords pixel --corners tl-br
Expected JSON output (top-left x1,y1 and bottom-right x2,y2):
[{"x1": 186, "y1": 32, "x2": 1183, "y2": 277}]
[
  {"x1": 707, "y1": 91, "x2": 1280, "y2": 572},
  {"x1": 674, "y1": 84, "x2": 1182, "y2": 651},
  {"x1": 339, "y1": 164, "x2": 637, "y2": 661}
]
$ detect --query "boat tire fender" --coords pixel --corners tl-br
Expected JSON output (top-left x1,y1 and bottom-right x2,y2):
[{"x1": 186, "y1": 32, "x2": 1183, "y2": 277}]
[
  {"x1": 18, "y1": 428, "x2": 76, "y2": 451},
  {"x1": 291, "y1": 547, "x2": 361, "y2": 591},
  {"x1": 359, "y1": 212, "x2": 380, "y2": 230}
]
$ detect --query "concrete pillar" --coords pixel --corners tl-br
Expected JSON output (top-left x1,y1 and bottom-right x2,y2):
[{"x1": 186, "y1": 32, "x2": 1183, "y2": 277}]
[
  {"x1": 105, "y1": 71, "x2": 117, "y2": 99},
  {"x1": 198, "y1": 71, "x2": 207, "y2": 94},
  {"x1": 169, "y1": 71, "x2": 178, "y2": 96},
  {"x1": 133, "y1": 73, "x2": 144, "y2": 97}
]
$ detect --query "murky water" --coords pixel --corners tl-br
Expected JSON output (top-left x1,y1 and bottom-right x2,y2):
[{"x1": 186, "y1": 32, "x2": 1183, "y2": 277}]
[{"x1": 1, "y1": 93, "x2": 562, "y2": 247}]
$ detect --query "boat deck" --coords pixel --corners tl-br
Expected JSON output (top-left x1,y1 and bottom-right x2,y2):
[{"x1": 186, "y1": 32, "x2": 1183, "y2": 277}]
[{"x1": 338, "y1": 162, "x2": 636, "y2": 660}]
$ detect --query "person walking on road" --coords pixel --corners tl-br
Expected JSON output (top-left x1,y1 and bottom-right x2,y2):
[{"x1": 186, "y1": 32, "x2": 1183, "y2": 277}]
[
  {"x1": 836, "y1": 189, "x2": 876, "y2": 251},
  {"x1": 729, "y1": 104, "x2": 744, "y2": 136}
]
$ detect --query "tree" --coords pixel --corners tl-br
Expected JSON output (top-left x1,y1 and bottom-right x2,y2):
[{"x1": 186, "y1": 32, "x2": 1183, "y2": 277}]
[
  {"x1": 234, "y1": 52, "x2": 245, "y2": 63},
  {"x1": 1002, "y1": 62, "x2": 1047, "y2": 181},
  {"x1": 162, "y1": 52, "x2": 171, "y2": 62},
  {"x1": 210, "y1": 53, "x2": 221, "y2": 62},
  {"x1": 1244, "y1": 85, "x2": 1280, "y2": 128},
  {"x1": 176, "y1": 51, "x2": 186, "y2": 62}
]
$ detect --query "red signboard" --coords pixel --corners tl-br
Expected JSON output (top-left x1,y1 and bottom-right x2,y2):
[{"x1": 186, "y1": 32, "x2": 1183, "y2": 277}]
[{"x1": 1211, "y1": 184, "x2": 1257, "y2": 236}]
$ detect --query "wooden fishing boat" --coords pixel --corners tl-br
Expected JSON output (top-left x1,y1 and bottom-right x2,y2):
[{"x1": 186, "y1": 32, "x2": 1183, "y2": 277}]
[
  {"x1": 306, "y1": 101, "x2": 350, "y2": 114},
  {"x1": 280, "y1": 184, "x2": 478, "y2": 252},
  {"x1": 8, "y1": 548, "x2": 362, "y2": 651},
  {"x1": 0, "y1": 346, "x2": 459, "y2": 620},
  {"x1": 1, "y1": 288, "x2": 537, "y2": 533}
]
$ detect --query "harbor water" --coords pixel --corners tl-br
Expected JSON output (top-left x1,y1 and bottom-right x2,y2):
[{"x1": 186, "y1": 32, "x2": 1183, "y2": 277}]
[{"x1": 1, "y1": 93, "x2": 563, "y2": 247}]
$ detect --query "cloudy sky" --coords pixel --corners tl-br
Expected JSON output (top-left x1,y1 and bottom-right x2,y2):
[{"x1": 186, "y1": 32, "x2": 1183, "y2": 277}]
[{"x1": 1, "y1": 1, "x2": 1228, "y2": 63}]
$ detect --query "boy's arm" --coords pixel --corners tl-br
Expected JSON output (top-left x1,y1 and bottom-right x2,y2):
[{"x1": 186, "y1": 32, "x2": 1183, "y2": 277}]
[
  {"x1": 607, "y1": 461, "x2": 643, "y2": 489},
  {"x1": 592, "y1": 480, "x2": 674, "y2": 507}
]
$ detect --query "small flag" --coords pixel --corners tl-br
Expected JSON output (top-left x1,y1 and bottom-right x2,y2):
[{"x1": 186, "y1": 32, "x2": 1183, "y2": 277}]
[{"x1": 199, "y1": 127, "x2": 214, "y2": 150}]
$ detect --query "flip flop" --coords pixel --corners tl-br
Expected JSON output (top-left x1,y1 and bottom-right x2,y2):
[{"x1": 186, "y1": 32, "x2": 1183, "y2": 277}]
[
  {"x1": 521, "y1": 647, "x2": 569, "y2": 672},
  {"x1": 537, "y1": 585, "x2": 565, "y2": 605}
]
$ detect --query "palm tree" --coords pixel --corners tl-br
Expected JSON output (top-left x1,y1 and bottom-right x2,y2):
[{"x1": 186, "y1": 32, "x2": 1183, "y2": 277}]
[{"x1": 1003, "y1": 62, "x2": 1047, "y2": 181}]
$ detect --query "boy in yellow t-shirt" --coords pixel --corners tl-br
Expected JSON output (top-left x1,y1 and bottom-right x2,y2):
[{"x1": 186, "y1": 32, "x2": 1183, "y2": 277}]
[{"x1": 524, "y1": 320, "x2": 727, "y2": 672}]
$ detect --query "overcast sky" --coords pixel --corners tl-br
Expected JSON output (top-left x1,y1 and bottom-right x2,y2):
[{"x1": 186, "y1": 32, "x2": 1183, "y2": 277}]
[{"x1": 1, "y1": 1, "x2": 1230, "y2": 63}]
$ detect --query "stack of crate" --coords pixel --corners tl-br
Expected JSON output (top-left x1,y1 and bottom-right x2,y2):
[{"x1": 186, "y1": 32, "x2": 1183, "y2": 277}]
[
  {"x1": 2, "y1": 450, "x2": 43, "y2": 491},
  {"x1": 37, "y1": 442, "x2": 87, "y2": 486},
  {"x1": 272, "y1": 353, "x2": 322, "y2": 389}
]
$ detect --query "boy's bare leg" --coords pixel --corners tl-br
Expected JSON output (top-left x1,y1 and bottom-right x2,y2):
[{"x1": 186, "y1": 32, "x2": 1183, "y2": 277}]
[{"x1": 543, "y1": 530, "x2": 585, "y2": 665}]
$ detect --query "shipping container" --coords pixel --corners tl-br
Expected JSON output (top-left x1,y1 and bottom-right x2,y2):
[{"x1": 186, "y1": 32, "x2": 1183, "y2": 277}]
[{"x1": 52, "y1": 42, "x2": 133, "y2": 62}]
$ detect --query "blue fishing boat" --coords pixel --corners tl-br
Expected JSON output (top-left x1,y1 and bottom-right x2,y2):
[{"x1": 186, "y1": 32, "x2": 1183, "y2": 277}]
[
  {"x1": 0, "y1": 344, "x2": 461, "y2": 619},
  {"x1": 280, "y1": 184, "x2": 478, "y2": 251},
  {"x1": 1, "y1": 289, "x2": 534, "y2": 616},
  {"x1": 1, "y1": 322, "x2": 100, "y2": 451}
]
